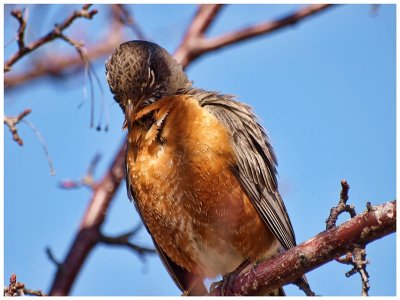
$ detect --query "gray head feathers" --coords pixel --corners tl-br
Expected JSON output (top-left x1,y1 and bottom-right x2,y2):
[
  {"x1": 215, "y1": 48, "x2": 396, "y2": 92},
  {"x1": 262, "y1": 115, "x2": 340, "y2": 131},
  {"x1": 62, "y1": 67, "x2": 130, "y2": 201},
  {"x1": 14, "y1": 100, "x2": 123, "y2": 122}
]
[{"x1": 105, "y1": 40, "x2": 191, "y2": 111}]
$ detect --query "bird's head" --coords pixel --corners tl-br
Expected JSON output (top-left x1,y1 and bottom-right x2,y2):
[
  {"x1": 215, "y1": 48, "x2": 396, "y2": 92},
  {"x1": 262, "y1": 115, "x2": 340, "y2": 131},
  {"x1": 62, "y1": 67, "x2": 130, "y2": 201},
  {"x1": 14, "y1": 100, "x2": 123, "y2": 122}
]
[{"x1": 105, "y1": 40, "x2": 190, "y2": 116}]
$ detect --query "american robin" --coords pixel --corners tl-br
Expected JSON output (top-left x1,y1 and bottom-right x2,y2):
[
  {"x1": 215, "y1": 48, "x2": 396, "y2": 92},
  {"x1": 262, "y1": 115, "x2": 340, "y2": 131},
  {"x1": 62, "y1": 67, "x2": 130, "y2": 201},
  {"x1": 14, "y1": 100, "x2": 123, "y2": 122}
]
[{"x1": 105, "y1": 40, "x2": 310, "y2": 296}]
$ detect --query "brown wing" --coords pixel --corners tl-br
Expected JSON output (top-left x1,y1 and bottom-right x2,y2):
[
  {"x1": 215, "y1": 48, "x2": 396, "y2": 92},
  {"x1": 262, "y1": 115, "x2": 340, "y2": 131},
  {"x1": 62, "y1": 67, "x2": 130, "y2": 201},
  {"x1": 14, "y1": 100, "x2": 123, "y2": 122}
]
[
  {"x1": 125, "y1": 155, "x2": 207, "y2": 295},
  {"x1": 194, "y1": 89, "x2": 297, "y2": 251}
]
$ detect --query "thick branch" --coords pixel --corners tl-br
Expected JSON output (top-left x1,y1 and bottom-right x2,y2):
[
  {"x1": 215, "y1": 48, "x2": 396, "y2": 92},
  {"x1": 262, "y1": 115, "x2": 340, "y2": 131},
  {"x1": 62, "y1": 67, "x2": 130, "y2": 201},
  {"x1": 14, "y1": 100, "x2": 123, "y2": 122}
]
[
  {"x1": 49, "y1": 142, "x2": 126, "y2": 296},
  {"x1": 209, "y1": 200, "x2": 396, "y2": 296}
]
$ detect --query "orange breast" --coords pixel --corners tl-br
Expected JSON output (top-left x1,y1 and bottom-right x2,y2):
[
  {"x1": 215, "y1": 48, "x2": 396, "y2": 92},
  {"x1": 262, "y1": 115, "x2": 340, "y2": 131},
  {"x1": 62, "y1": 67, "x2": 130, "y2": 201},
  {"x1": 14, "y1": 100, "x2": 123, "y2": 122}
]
[{"x1": 126, "y1": 95, "x2": 277, "y2": 278}]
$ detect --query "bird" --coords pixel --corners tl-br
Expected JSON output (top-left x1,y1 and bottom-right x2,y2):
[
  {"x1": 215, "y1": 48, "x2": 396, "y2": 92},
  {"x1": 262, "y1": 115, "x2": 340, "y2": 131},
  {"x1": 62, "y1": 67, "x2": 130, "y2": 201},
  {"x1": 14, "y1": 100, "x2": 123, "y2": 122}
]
[{"x1": 105, "y1": 40, "x2": 311, "y2": 296}]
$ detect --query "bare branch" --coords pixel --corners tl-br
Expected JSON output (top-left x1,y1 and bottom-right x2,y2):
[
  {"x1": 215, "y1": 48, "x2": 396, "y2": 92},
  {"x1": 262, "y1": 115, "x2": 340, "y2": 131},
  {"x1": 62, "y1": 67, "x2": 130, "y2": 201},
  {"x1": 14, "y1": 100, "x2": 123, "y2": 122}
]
[
  {"x1": 49, "y1": 142, "x2": 126, "y2": 296},
  {"x1": 4, "y1": 108, "x2": 32, "y2": 146},
  {"x1": 203, "y1": 4, "x2": 335, "y2": 53},
  {"x1": 4, "y1": 108, "x2": 55, "y2": 174},
  {"x1": 175, "y1": 4, "x2": 334, "y2": 68},
  {"x1": 4, "y1": 273, "x2": 47, "y2": 296},
  {"x1": 326, "y1": 180, "x2": 370, "y2": 296},
  {"x1": 10, "y1": 8, "x2": 28, "y2": 51},
  {"x1": 174, "y1": 4, "x2": 224, "y2": 67},
  {"x1": 45, "y1": 247, "x2": 62, "y2": 269},
  {"x1": 350, "y1": 245, "x2": 370, "y2": 296},
  {"x1": 209, "y1": 200, "x2": 396, "y2": 296},
  {"x1": 5, "y1": 10, "x2": 123, "y2": 90},
  {"x1": 99, "y1": 225, "x2": 156, "y2": 259},
  {"x1": 21, "y1": 119, "x2": 56, "y2": 176},
  {"x1": 326, "y1": 179, "x2": 356, "y2": 229},
  {"x1": 4, "y1": 4, "x2": 98, "y2": 72}
]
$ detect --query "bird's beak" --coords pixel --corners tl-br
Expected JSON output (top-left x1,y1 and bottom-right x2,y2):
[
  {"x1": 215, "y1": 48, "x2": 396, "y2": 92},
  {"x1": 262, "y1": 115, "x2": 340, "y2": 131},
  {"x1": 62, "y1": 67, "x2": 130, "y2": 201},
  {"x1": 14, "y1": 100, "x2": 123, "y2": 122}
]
[
  {"x1": 125, "y1": 99, "x2": 134, "y2": 117},
  {"x1": 123, "y1": 98, "x2": 148, "y2": 130},
  {"x1": 123, "y1": 99, "x2": 135, "y2": 131}
]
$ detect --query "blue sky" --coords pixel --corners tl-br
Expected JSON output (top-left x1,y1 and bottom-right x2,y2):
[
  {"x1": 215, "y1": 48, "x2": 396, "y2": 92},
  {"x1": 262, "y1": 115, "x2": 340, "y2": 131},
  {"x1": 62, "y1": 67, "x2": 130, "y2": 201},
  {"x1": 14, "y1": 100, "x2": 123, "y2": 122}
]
[{"x1": 4, "y1": 4, "x2": 396, "y2": 296}]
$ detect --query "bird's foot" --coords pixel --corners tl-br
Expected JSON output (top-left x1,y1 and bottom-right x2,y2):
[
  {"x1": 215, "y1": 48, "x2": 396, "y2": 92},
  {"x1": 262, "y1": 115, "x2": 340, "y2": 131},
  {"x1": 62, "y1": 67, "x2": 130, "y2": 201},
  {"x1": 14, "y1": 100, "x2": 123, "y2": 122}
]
[
  {"x1": 209, "y1": 275, "x2": 234, "y2": 295},
  {"x1": 209, "y1": 260, "x2": 251, "y2": 295}
]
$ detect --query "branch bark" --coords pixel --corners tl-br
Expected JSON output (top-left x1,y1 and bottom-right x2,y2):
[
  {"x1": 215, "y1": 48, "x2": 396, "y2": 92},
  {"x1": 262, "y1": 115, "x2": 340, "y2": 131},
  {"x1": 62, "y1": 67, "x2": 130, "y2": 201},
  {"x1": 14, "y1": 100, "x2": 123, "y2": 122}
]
[
  {"x1": 48, "y1": 4, "x2": 339, "y2": 295},
  {"x1": 209, "y1": 200, "x2": 396, "y2": 296}
]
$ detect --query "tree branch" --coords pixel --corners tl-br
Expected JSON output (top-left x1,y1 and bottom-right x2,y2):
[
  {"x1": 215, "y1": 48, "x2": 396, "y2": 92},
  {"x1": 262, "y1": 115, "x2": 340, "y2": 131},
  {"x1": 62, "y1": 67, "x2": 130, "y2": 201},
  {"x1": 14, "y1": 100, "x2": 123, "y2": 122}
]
[
  {"x1": 4, "y1": 108, "x2": 31, "y2": 146},
  {"x1": 209, "y1": 200, "x2": 396, "y2": 296},
  {"x1": 4, "y1": 273, "x2": 47, "y2": 296},
  {"x1": 4, "y1": 108, "x2": 55, "y2": 175},
  {"x1": 10, "y1": 8, "x2": 28, "y2": 51},
  {"x1": 326, "y1": 180, "x2": 356, "y2": 229},
  {"x1": 98, "y1": 225, "x2": 156, "y2": 260},
  {"x1": 4, "y1": 7, "x2": 123, "y2": 90},
  {"x1": 326, "y1": 180, "x2": 370, "y2": 296},
  {"x1": 4, "y1": 4, "x2": 98, "y2": 72},
  {"x1": 174, "y1": 4, "x2": 224, "y2": 67},
  {"x1": 49, "y1": 141, "x2": 126, "y2": 295},
  {"x1": 175, "y1": 4, "x2": 335, "y2": 68}
]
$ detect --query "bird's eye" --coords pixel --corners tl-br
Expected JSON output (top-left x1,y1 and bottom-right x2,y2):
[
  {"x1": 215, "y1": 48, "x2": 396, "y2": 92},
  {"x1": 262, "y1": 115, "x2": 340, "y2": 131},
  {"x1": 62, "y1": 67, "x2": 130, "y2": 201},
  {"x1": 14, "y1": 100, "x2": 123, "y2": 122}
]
[{"x1": 154, "y1": 92, "x2": 162, "y2": 99}]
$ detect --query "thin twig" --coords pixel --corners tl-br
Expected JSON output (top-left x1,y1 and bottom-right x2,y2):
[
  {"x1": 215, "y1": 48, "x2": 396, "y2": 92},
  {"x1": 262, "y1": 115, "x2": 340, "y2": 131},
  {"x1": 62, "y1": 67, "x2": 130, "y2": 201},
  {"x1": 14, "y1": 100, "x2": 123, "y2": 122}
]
[
  {"x1": 10, "y1": 8, "x2": 28, "y2": 51},
  {"x1": 7, "y1": 7, "x2": 109, "y2": 130},
  {"x1": 4, "y1": 108, "x2": 55, "y2": 175},
  {"x1": 4, "y1": 108, "x2": 32, "y2": 146},
  {"x1": 5, "y1": 8, "x2": 123, "y2": 91},
  {"x1": 325, "y1": 180, "x2": 370, "y2": 296},
  {"x1": 4, "y1": 273, "x2": 47, "y2": 296},
  {"x1": 326, "y1": 180, "x2": 356, "y2": 229},
  {"x1": 21, "y1": 119, "x2": 55, "y2": 176},
  {"x1": 99, "y1": 224, "x2": 156, "y2": 260},
  {"x1": 4, "y1": 4, "x2": 98, "y2": 72},
  {"x1": 45, "y1": 247, "x2": 62, "y2": 269}
]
